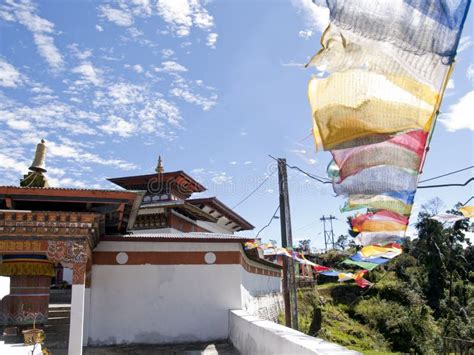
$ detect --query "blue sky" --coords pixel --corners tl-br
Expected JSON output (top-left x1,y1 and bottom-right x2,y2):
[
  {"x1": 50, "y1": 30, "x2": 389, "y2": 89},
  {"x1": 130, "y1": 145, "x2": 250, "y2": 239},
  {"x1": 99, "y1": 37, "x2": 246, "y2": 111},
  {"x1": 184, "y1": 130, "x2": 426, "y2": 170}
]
[{"x1": 0, "y1": 0, "x2": 472, "y2": 249}]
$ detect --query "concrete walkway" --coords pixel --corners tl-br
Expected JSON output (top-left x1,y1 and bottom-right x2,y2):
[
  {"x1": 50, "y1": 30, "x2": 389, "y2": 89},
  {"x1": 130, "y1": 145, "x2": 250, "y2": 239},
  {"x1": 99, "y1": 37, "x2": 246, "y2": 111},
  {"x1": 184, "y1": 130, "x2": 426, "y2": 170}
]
[{"x1": 1, "y1": 341, "x2": 239, "y2": 355}]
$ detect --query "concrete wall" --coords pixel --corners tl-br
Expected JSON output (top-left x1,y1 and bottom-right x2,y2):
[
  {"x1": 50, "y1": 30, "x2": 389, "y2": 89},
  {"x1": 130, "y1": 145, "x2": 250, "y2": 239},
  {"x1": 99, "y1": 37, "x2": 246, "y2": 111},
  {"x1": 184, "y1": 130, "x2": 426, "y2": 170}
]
[
  {"x1": 87, "y1": 241, "x2": 282, "y2": 346},
  {"x1": 88, "y1": 264, "x2": 241, "y2": 345},
  {"x1": 240, "y1": 252, "x2": 283, "y2": 322},
  {"x1": 0, "y1": 276, "x2": 9, "y2": 300},
  {"x1": 229, "y1": 310, "x2": 360, "y2": 355}
]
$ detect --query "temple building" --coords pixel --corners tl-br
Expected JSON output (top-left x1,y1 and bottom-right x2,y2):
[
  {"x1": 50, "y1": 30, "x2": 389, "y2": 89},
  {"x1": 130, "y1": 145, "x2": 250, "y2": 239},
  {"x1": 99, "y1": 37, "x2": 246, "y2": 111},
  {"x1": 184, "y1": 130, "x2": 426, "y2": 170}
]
[{"x1": 0, "y1": 140, "x2": 283, "y2": 354}]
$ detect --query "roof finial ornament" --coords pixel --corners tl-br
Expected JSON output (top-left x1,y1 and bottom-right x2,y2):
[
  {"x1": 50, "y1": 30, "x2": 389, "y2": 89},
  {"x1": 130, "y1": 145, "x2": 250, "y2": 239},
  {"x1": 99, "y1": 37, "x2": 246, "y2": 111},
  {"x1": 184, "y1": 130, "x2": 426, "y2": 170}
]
[
  {"x1": 20, "y1": 139, "x2": 49, "y2": 187},
  {"x1": 155, "y1": 155, "x2": 164, "y2": 174}
]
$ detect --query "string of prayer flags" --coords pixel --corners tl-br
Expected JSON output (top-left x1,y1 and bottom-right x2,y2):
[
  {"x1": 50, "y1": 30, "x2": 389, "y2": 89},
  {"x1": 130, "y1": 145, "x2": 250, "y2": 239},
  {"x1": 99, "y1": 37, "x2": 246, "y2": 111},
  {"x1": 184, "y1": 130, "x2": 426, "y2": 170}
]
[
  {"x1": 341, "y1": 191, "x2": 415, "y2": 216},
  {"x1": 342, "y1": 259, "x2": 379, "y2": 271},
  {"x1": 354, "y1": 232, "x2": 406, "y2": 247},
  {"x1": 360, "y1": 244, "x2": 403, "y2": 259},
  {"x1": 459, "y1": 206, "x2": 474, "y2": 218},
  {"x1": 350, "y1": 210, "x2": 409, "y2": 233},
  {"x1": 305, "y1": 0, "x2": 470, "y2": 281}
]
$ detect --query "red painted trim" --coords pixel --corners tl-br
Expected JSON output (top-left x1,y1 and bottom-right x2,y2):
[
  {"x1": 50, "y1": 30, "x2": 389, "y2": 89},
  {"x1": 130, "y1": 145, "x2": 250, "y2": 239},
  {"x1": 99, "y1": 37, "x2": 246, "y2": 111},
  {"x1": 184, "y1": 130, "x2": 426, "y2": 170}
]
[
  {"x1": 100, "y1": 236, "x2": 252, "y2": 243},
  {"x1": 92, "y1": 251, "x2": 281, "y2": 277}
]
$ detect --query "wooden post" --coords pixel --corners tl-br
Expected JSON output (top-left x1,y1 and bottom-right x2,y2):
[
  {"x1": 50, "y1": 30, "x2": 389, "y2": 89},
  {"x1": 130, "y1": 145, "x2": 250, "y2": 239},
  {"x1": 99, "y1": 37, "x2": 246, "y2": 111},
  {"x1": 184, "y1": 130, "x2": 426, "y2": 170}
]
[{"x1": 277, "y1": 158, "x2": 299, "y2": 330}]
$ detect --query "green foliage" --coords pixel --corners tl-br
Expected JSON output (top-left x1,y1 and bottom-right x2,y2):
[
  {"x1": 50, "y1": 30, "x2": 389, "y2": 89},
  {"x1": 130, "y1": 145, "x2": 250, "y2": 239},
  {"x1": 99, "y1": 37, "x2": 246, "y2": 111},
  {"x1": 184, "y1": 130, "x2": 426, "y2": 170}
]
[
  {"x1": 292, "y1": 201, "x2": 473, "y2": 353},
  {"x1": 354, "y1": 297, "x2": 440, "y2": 353},
  {"x1": 296, "y1": 288, "x2": 392, "y2": 353}
]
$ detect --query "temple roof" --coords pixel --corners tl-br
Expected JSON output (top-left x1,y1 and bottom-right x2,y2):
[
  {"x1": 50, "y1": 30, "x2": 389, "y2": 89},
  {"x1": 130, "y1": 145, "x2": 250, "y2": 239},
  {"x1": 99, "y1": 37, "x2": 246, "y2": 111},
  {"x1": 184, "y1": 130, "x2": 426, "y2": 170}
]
[
  {"x1": 0, "y1": 186, "x2": 143, "y2": 234},
  {"x1": 187, "y1": 197, "x2": 254, "y2": 231},
  {"x1": 107, "y1": 171, "x2": 206, "y2": 195}
]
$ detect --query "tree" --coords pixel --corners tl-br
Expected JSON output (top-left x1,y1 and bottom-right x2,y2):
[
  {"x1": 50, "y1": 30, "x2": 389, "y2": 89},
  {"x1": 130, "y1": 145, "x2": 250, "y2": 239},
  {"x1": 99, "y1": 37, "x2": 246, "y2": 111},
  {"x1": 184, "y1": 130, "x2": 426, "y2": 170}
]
[
  {"x1": 298, "y1": 239, "x2": 311, "y2": 252},
  {"x1": 335, "y1": 234, "x2": 349, "y2": 250}
]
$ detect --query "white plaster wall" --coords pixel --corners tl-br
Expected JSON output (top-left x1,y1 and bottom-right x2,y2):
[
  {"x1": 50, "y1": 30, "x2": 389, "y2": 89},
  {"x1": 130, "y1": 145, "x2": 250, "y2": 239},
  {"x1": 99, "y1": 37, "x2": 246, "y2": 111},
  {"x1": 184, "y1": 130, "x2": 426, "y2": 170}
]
[
  {"x1": 229, "y1": 310, "x2": 360, "y2": 355},
  {"x1": 240, "y1": 268, "x2": 282, "y2": 322},
  {"x1": 0, "y1": 276, "x2": 10, "y2": 300},
  {"x1": 88, "y1": 264, "x2": 242, "y2": 345}
]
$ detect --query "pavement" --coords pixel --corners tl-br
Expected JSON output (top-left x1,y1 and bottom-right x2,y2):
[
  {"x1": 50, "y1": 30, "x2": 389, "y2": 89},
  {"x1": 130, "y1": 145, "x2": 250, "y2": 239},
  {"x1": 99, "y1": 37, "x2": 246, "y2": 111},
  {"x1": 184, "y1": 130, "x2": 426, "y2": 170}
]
[{"x1": 0, "y1": 341, "x2": 239, "y2": 355}]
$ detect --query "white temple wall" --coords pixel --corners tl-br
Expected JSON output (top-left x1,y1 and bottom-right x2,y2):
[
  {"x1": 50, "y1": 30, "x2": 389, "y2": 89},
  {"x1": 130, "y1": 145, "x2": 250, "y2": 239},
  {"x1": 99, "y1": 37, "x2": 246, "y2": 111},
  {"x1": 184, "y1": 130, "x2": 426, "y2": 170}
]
[
  {"x1": 88, "y1": 264, "x2": 241, "y2": 345},
  {"x1": 86, "y1": 241, "x2": 282, "y2": 346},
  {"x1": 0, "y1": 276, "x2": 9, "y2": 300}
]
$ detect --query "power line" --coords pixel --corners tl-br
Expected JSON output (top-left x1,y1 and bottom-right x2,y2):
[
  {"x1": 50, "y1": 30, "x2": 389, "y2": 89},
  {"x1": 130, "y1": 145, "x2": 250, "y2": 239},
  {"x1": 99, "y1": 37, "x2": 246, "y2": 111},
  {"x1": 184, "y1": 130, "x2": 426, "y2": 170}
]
[
  {"x1": 418, "y1": 177, "x2": 473, "y2": 189},
  {"x1": 419, "y1": 165, "x2": 473, "y2": 183},
  {"x1": 461, "y1": 196, "x2": 473, "y2": 206},
  {"x1": 232, "y1": 171, "x2": 275, "y2": 209},
  {"x1": 268, "y1": 155, "x2": 331, "y2": 184},
  {"x1": 256, "y1": 205, "x2": 280, "y2": 239}
]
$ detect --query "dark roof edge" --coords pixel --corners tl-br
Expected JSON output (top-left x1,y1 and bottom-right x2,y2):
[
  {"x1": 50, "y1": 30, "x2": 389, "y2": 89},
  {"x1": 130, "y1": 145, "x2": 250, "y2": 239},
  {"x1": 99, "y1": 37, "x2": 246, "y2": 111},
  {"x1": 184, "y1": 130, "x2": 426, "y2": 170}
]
[{"x1": 187, "y1": 197, "x2": 255, "y2": 230}]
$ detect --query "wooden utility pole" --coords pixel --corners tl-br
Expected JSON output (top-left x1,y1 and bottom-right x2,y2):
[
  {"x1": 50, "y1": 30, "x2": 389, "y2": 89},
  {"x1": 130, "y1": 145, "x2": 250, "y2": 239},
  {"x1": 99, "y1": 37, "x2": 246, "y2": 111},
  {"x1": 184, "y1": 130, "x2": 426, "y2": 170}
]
[{"x1": 277, "y1": 158, "x2": 299, "y2": 330}]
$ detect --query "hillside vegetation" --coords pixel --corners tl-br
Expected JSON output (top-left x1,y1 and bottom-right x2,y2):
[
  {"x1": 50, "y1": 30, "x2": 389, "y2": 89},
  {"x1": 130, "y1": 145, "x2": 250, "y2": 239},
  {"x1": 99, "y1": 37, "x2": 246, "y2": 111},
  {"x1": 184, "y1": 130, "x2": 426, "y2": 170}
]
[{"x1": 290, "y1": 203, "x2": 474, "y2": 354}]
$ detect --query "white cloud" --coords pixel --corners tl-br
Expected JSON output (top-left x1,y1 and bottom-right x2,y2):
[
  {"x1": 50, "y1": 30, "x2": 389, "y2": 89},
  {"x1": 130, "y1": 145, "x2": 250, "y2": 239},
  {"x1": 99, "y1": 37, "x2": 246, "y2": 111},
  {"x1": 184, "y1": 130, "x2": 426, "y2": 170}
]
[
  {"x1": 170, "y1": 87, "x2": 217, "y2": 111},
  {"x1": 161, "y1": 48, "x2": 175, "y2": 58},
  {"x1": 99, "y1": 5, "x2": 134, "y2": 26},
  {"x1": 99, "y1": 115, "x2": 136, "y2": 137},
  {"x1": 106, "y1": 83, "x2": 145, "y2": 105},
  {"x1": 72, "y1": 62, "x2": 103, "y2": 86},
  {"x1": 206, "y1": 33, "x2": 218, "y2": 48},
  {"x1": 0, "y1": 152, "x2": 28, "y2": 174},
  {"x1": 292, "y1": 0, "x2": 329, "y2": 33},
  {"x1": 95, "y1": 24, "x2": 104, "y2": 32},
  {"x1": 298, "y1": 29, "x2": 313, "y2": 39},
  {"x1": 32, "y1": 33, "x2": 64, "y2": 70},
  {"x1": 68, "y1": 43, "x2": 92, "y2": 60},
  {"x1": 2, "y1": 1, "x2": 64, "y2": 70},
  {"x1": 229, "y1": 161, "x2": 237, "y2": 165},
  {"x1": 156, "y1": 0, "x2": 214, "y2": 37},
  {"x1": 47, "y1": 140, "x2": 136, "y2": 170},
  {"x1": 467, "y1": 63, "x2": 474, "y2": 82},
  {"x1": 132, "y1": 64, "x2": 144, "y2": 73},
  {"x1": 439, "y1": 91, "x2": 474, "y2": 132},
  {"x1": 0, "y1": 58, "x2": 23, "y2": 87},
  {"x1": 156, "y1": 0, "x2": 193, "y2": 36},
  {"x1": 211, "y1": 172, "x2": 232, "y2": 185},
  {"x1": 155, "y1": 61, "x2": 188, "y2": 73},
  {"x1": 458, "y1": 35, "x2": 472, "y2": 53},
  {"x1": 447, "y1": 79, "x2": 455, "y2": 89},
  {"x1": 244, "y1": 161, "x2": 252, "y2": 165}
]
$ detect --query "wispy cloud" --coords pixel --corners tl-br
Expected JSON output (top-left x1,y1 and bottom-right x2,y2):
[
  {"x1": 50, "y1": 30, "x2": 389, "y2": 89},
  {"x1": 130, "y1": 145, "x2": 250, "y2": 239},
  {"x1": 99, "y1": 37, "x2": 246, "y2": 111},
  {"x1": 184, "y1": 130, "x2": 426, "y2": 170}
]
[
  {"x1": 72, "y1": 62, "x2": 103, "y2": 86},
  {"x1": 2, "y1": 0, "x2": 64, "y2": 70},
  {"x1": 439, "y1": 91, "x2": 474, "y2": 132},
  {"x1": 99, "y1": 5, "x2": 134, "y2": 27},
  {"x1": 291, "y1": 0, "x2": 329, "y2": 35},
  {"x1": 467, "y1": 63, "x2": 474, "y2": 82},
  {"x1": 154, "y1": 61, "x2": 188, "y2": 73},
  {"x1": 0, "y1": 58, "x2": 24, "y2": 87},
  {"x1": 206, "y1": 33, "x2": 218, "y2": 48}
]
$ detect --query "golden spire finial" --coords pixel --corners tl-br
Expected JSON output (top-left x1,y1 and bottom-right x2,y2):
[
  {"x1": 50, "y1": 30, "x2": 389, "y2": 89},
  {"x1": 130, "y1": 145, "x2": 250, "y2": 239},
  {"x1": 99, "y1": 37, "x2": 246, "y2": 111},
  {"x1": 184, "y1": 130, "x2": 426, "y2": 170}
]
[
  {"x1": 155, "y1": 155, "x2": 164, "y2": 173},
  {"x1": 29, "y1": 139, "x2": 47, "y2": 173},
  {"x1": 20, "y1": 139, "x2": 49, "y2": 187}
]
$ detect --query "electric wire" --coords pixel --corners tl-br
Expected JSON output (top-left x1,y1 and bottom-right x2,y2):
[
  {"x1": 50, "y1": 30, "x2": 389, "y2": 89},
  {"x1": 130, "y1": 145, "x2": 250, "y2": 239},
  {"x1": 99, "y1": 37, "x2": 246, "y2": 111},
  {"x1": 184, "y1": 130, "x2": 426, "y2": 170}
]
[
  {"x1": 232, "y1": 170, "x2": 275, "y2": 209},
  {"x1": 461, "y1": 196, "x2": 473, "y2": 206},
  {"x1": 419, "y1": 165, "x2": 473, "y2": 183},
  {"x1": 256, "y1": 205, "x2": 280, "y2": 239},
  {"x1": 268, "y1": 155, "x2": 331, "y2": 184},
  {"x1": 418, "y1": 177, "x2": 473, "y2": 189}
]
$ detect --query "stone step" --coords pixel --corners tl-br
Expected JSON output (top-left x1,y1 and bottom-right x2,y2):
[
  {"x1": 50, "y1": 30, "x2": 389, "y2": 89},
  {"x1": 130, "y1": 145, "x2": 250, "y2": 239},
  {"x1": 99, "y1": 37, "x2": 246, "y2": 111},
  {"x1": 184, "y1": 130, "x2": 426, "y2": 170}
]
[
  {"x1": 47, "y1": 316, "x2": 70, "y2": 325},
  {"x1": 48, "y1": 304, "x2": 71, "y2": 311},
  {"x1": 43, "y1": 324, "x2": 70, "y2": 334},
  {"x1": 48, "y1": 309, "x2": 71, "y2": 318}
]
